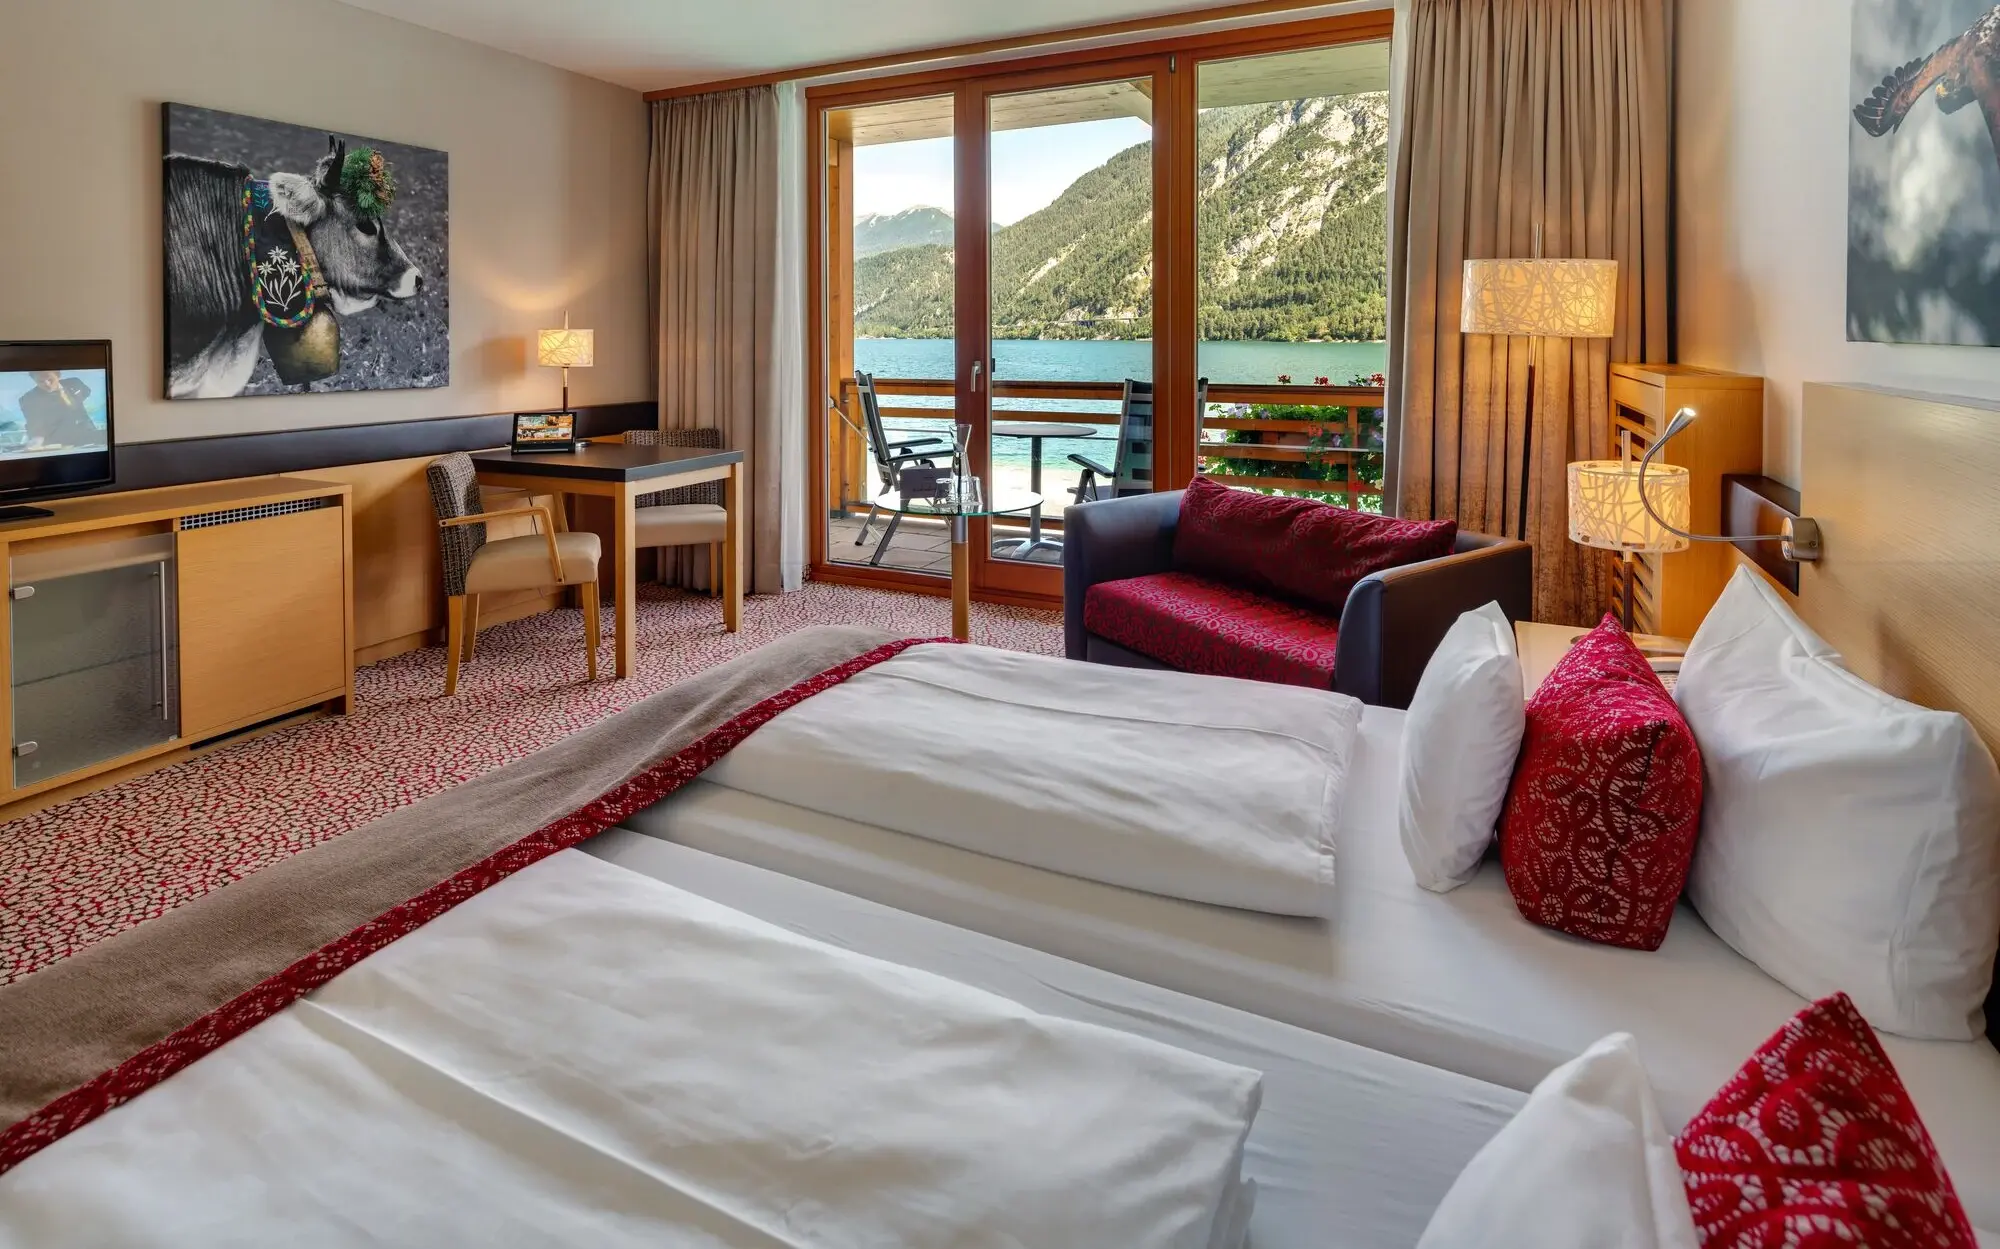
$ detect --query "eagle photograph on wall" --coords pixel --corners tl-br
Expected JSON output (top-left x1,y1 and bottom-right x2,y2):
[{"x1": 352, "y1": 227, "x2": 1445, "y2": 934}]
[
  {"x1": 1850, "y1": 2, "x2": 2000, "y2": 346},
  {"x1": 162, "y1": 103, "x2": 448, "y2": 400}
]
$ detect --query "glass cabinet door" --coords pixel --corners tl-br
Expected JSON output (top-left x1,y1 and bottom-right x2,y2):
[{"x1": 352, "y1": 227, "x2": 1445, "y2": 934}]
[{"x1": 11, "y1": 533, "x2": 178, "y2": 788}]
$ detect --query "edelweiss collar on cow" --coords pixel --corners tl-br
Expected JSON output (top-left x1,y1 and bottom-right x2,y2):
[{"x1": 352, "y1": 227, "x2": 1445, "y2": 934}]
[{"x1": 243, "y1": 179, "x2": 325, "y2": 331}]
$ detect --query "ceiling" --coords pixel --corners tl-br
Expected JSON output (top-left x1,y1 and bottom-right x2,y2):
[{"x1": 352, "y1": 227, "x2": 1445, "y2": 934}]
[
  {"x1": 334, "y1": 0, "x2": 1375, "y2": 94},
  {"x1": 833, "y1": 42, "x2": 1389, "y2": 147}
]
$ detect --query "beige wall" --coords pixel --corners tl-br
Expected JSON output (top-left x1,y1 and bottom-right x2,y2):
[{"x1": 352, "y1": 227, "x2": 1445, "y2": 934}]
[
  {"x1": 1676, "y1": 0, "x2": 2000, "y2": 486},
  {"x1": 0, "y1": 0, "x2": 649, "y2": 445}
]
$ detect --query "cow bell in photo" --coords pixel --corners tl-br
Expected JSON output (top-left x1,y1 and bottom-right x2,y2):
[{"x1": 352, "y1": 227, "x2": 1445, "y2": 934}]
[{"x1": 265, "y1": 306, "x2": 340, "y2": 386}]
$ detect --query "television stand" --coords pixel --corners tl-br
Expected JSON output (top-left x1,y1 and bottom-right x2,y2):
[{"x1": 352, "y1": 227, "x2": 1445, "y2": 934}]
[{"x1": 0, "y1": 505, "x2": 55, "y2": 522}]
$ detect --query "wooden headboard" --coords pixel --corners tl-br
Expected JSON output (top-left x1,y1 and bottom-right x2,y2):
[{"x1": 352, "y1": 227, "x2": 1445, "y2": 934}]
[
  {"x1": 1783, "y1": 384, "x2": 2000, "y2": 753},
  {"x1": 1771, "y1": 383, "x2": 2000, "y2": 1045}
]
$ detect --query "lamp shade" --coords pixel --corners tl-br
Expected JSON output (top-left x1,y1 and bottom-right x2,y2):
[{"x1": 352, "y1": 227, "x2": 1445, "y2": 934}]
[
  {"x1": 537, "y1": 326, "x2": 595, "y2": 369},
  {"x1": 1567, "y1": 460, "x2": 1692, "y2": 554},
  {"x1": 1462, "y1": 259, "x2": 1618, "y2": 338}
]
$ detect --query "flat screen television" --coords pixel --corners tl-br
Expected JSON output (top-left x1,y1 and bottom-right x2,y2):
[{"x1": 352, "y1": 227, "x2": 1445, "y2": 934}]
[{"x1": 0, "y1": 340, "x2": 115, "y2": 520}]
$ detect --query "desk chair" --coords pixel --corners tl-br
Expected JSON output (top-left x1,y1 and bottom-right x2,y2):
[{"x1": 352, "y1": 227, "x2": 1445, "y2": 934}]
[
  {"x1": 625, "y1": 427, "x2": 728, "y2": 592},
  {"x1": 427, "y1": 452, "x2": 602, "y2": 696}
]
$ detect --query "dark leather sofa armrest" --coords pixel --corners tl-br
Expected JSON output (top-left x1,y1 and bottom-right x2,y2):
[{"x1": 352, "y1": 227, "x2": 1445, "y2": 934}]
[
  {"x1": 1062, "y1": 490, "x2": 1184, "y2": 659},
  {"x1": 1334, "y1": 532, "x2": 1534, "y2": 709}
]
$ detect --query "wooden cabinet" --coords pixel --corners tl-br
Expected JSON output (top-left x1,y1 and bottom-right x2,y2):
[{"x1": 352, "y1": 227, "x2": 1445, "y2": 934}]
[
  {"x1": 0, "y1": 478, "x2": 352, "y2": 818},
  {"x1": 1609, "y1": 365, "x2": 1764, "y2": 638},
  {"x1": 178, "y1": 504, "x2": 349, "y2": 739}
]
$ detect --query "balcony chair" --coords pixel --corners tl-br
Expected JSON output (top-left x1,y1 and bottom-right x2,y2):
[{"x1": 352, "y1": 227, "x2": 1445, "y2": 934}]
[
  {"x1": 848, "y1": 371, "x2": 949, "y2": 567},
  {"x1": 1062, "y1": 485, "x2": 1532, "y2": 709},
  {"x1": 1068, "y1": 379, "x2": 1207, "y2": 504},
  {"x1": 625, "y1": 426, "x2": 727, "y2": 593},
  {"x1": 427, "y1": 451, "x2": 602, "y2": 697}
]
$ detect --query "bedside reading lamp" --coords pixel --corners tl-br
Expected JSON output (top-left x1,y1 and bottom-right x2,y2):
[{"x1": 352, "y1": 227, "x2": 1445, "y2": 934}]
[
  {"x1": 537, "y1": 313, "x2": 594, "y2": 415},
  {"x1": 1568, "y1": 458, "x2": 1690, "y2": 633},
  {"x1": 1638, "y1": 406, "x2": 1823, "y2": 563}
]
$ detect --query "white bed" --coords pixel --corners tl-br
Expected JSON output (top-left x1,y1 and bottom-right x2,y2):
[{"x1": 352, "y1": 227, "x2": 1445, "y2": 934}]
[
  {"x1": 579, "y1": 833, "x2": 1526, "y2": 1249},
  {"x1": 0, "y1": 840, "x2": 1526, "y2": 1249},
  {"x1": 621, "y1": 703, "x2": 2000, "y2": 1233}
]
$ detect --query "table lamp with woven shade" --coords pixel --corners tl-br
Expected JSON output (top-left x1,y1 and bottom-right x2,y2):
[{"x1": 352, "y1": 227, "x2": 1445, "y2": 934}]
[
  {"x1": 537, "y1": 312, "x2": 594, "y2": 414},
  {"x1": 1461, "y1": 256, "x2": 1619, "y2": 542},
  {"x1": 1568, "y1": 459, "x2": 1690, "y2": 633}
]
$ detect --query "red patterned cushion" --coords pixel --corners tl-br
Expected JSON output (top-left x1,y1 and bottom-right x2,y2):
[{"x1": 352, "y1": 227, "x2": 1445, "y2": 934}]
[
  {"x1": 1083, "y1": 571, "x2": 1339, "y2": 689},
  {"x1": 1171, "y1": 475, "x2": 1457, "y2": 615},
  {"x1": 1676, "y1": 993, "x2": 1977, "y2": 1248},
  {"x1": 1498, "y1": 615, "x2": 1702, "y2": 951}
]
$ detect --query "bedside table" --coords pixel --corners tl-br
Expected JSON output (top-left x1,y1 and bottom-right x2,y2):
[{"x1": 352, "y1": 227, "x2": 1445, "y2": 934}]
[{"x1": 1515, "y1": 620, "x2": 1688, "y2": 696}]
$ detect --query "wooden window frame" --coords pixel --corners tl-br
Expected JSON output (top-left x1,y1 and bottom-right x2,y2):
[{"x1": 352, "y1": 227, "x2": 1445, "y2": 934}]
[{"x1": 805, "y1": 9, "x2": 1395, "y2": 604}]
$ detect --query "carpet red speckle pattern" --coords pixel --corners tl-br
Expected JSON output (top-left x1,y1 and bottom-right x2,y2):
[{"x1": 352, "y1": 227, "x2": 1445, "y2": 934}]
[{"x1": 0, "y1": 582, "x2": 1063, "y2": 985}]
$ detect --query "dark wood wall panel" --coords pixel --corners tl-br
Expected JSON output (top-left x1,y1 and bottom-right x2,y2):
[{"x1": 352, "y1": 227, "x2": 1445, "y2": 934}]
[{"x1": 95, "y1": 401, "x2": 656, "y2": 495}]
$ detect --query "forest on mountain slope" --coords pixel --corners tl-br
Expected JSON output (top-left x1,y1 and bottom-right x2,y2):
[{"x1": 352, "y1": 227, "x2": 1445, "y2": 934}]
[{"x1": 853, "y1": 93, "x2": 1388, "y2": 343}]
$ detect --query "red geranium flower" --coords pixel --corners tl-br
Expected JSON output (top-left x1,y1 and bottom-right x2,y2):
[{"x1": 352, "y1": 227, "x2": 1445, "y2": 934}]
[
  {"x1": 1314, "y1": 376, "x2": 1330, "y2": 386},
  {"x1": 1277, "y1": 374, "x2": 1292, "y2": 384}
]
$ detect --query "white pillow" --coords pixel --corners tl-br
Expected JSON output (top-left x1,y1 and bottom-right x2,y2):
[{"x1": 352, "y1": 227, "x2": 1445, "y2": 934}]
[
  {"x1": 1416, "y1": 1033, "x2": 1697, "y2": 1249},
  {"x1": 1398, "y1": 602, "x2": 1526, "y2": 892},
  {"x1": 1675, "y1": 566, "x2": 2000, "y2": 1040}
]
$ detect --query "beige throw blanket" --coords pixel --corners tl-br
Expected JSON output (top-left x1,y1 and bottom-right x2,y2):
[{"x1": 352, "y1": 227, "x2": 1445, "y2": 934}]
[{"x1": 0, "y1": 625, "x2": 915, "y2": 1174}]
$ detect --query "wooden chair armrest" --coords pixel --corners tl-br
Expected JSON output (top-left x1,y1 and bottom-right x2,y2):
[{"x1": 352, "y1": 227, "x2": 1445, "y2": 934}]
[
  {"x1": 439, "y1": 506, "x2": 562, "y2": 581},
  {"x1": 438, "y1": 506, "x2": 553, "y2": 530}
]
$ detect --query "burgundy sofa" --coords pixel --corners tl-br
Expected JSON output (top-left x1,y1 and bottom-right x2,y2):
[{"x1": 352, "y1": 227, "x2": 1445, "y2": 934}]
[{"x1": 1062, "y1": 489, "x2": 1533, "y2": 709}]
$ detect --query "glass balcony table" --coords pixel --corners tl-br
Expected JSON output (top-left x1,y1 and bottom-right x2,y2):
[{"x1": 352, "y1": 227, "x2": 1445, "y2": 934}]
[{"x1": 873, "y1": 476, "x2": 1040, "y2": 640}]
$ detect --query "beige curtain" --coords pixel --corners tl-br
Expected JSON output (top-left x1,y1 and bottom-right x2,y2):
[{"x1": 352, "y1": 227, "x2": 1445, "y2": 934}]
[
  {"x1": 1388, "y1": 0, "x2": 1672, "y2": 625},
  {"x1": 649, "y1": 86, "x2": 805, "y2": 596}
]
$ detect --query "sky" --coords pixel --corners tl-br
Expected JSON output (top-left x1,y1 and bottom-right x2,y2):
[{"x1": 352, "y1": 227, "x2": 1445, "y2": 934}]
[{"x1": 852, "y1": 117, "x2": 1153, "y2": 226}]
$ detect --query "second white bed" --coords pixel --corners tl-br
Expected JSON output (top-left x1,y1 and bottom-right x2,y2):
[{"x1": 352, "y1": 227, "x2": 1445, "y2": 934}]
[
  {"x1": 623, "y1": 704, "x2": 2000, "y2": 1233},
  {"x1": 583, "y1": 832, "x2": 1523, "y2": 1249}
]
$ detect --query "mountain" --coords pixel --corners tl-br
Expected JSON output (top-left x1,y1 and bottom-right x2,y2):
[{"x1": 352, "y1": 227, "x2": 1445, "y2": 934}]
[
  {"x1": 854, "y1": 206, "x2": 955, "y2": 258},
  {"x1": 853, "y1": 93, "x2": 1388, "y2": 343}
]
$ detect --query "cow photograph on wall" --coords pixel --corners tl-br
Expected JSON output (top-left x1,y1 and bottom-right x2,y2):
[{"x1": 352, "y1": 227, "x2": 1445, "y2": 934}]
[{"x1": 162, "y1": 103, "x2": 447, "y2": 399}]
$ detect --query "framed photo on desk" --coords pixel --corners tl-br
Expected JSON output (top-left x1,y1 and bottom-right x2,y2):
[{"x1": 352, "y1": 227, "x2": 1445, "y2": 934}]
[{"x1": 512, "y1": 411, "x2": 577, "y2": 453}]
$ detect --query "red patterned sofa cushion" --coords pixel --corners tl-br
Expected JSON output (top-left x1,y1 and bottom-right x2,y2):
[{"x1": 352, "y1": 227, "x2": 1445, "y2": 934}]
[
  {"x1": 1083, "y1": 571, "x2": 1340, "y2": 689},
  {"x1": 1171, "y1": 475, "x2": 1458, "y2": 615},
  {"x1": 1498, "y1": 615, "x2": 1702, "y2": 951},
  {"x1": 1676, "y1": 993, "x2": 1977, "y2": 1248}
]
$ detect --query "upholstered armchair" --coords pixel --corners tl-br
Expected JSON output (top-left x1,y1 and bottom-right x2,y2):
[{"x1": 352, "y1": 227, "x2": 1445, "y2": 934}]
[
  {"x1": 427, "y1": 452, "x2": 602, "y2": 696},
  {"x1": 1062, "y1": 488, "x2": 1533, "y2": 709},
  {"x1": 626, "y1": 428, "x2": 728, "y2": 591}
]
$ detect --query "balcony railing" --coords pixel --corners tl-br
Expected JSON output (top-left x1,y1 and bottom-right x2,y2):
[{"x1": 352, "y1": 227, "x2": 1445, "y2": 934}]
[{"x1": 831, "y1": 377, "x2": 1387, "y2": 513}]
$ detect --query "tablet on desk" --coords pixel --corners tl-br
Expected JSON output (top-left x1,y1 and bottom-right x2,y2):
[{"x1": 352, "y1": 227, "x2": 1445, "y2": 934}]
[{"x1": 512, "y1": 411, "x2": 578, "y2": 453}]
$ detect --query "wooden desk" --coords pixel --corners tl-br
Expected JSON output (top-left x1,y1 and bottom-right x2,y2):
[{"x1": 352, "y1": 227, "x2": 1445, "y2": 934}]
[
  {"x1": 470, "y1": 445, "x2": 745, "y2": 678},
  {"x1": 1515, "y1": 620, "x2": 1687, "y2": 697}
]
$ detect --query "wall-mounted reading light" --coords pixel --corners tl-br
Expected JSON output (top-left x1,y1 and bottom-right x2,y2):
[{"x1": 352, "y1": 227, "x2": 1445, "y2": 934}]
[{"x1": 1639, "y1": 407, "x2": 1822, "y2": 563}]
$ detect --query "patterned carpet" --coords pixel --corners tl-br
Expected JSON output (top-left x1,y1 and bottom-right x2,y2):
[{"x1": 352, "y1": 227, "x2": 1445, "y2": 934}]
[{"x1": 0, "y1": 582, "x2": 1063, "y2": 985}]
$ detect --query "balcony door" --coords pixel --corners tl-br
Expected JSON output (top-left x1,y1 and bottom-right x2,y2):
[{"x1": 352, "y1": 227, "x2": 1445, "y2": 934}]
[
  {"x1": 809, "y1": 14, "x2": 1394, "y2": 604},
  {"x1": 955, "y1": 61, "x2": 1171, "y2": 600}
]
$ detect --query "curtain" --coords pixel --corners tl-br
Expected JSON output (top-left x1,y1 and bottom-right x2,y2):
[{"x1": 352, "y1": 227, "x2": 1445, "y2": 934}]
[
  {"x1": 648, "y1": 85, "x2": 807, "y2": 596},
  {"x1": 1388, "y1": 0, "x2": 1672, "y2": 625}
]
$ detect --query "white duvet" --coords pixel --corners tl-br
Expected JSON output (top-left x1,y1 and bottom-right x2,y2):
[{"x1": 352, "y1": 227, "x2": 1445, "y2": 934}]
[
  {"x1": 707, "y1": 643, "x2": 1360, "y2": 915},
  {"x1": 0, "y1": 851, "x2": 1262, "y2": 1249}
]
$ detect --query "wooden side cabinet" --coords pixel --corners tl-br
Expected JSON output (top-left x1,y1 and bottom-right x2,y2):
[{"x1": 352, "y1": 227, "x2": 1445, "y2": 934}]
[
  {"x1": 0, "y1": 477, "x2": 353, "y2": 820},
  {"x1": 1609, "y1": 365, "x2": 1764, "y2": 639},
  {"x1": 179, "y1": 503, "x2": 351, "y2": 740}
]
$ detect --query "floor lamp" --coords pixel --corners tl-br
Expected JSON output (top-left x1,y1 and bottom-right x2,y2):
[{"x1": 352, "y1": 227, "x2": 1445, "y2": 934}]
[{"x1": 1460, "y1": 258, "x2": 1620, "y2": 540}]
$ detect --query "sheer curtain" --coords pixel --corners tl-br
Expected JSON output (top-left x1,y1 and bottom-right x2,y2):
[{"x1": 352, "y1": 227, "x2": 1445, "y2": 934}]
[
  {"x1": 648, "y1": 84, "x2": 807, "y2": 595},
  {"x1": 1388, "y1": 0, "x2": 1672, "y2": 625}
]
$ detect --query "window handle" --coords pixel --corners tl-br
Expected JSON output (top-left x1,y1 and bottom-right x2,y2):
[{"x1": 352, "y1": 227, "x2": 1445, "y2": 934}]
[{"x1": 970, "y1": 359, "x2": 983, "y2": 393}]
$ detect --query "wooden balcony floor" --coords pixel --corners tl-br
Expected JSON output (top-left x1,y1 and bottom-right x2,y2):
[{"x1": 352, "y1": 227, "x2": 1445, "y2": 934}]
[{"x1": 826, "y1": 513, "x2": 1061, "y2": 574}]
